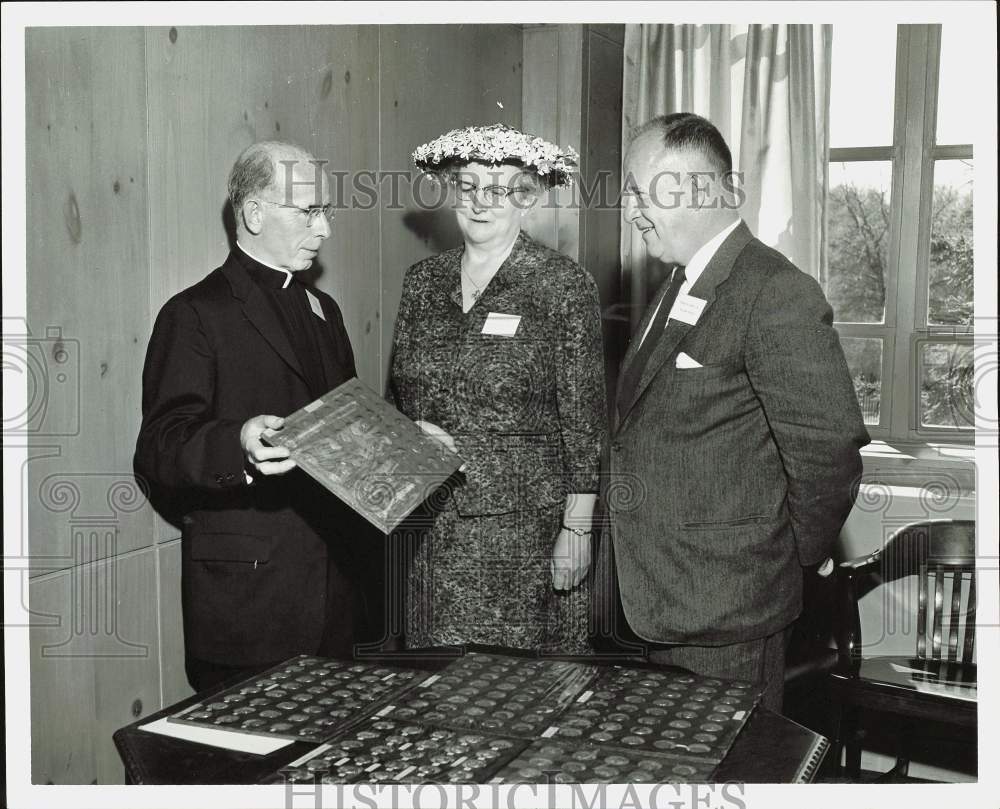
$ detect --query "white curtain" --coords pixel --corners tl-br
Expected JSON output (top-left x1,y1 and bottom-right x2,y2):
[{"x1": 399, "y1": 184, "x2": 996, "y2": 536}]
[{"x1": 621, "y1": 24, "x2": 832, "y2": 329}]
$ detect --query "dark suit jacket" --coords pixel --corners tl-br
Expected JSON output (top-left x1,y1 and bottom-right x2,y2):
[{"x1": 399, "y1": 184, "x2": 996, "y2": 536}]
[
  {"x1": 607, "y1": 222, "x2": 869, "y2": 645},
  {"x1": 135, "y1": 249, "x2": 361, "y2": 666}
]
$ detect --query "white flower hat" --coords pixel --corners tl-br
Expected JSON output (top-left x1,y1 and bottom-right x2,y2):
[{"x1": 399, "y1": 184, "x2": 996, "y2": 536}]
[{"x1": 412, "y1": 123, "x2": 579, "y2": 187}]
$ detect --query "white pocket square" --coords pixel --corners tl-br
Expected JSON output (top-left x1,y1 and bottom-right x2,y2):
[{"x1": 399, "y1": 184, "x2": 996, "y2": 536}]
[{"x1": 675, "y1": 352, "x2": 703, "y2": 369}]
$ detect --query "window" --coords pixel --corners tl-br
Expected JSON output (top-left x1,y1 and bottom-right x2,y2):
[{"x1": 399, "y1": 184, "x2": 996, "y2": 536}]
[{"x1": 826, "y1": 24, "x2": 974, "y2": 441}]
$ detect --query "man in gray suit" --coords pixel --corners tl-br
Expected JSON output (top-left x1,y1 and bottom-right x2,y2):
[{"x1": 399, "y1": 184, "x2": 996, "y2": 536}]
[{"x1": 607, "y1": 113, "x2": 869, "y2": 711}]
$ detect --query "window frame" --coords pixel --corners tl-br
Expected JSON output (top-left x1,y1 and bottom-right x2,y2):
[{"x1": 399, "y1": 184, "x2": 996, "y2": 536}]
[{"x1": 828, "y1": 23, "x2": 973, "y2": 443}]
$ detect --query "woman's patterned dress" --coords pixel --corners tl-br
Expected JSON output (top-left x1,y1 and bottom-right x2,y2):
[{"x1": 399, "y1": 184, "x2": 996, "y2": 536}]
[{"x1": 388, "y1": 231, "x2": 607, "y2": 653}]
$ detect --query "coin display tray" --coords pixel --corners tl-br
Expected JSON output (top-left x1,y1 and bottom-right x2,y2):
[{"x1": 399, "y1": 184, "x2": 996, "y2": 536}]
[
  {"x1": 488, "y1": 738, "x2": 718, "y2": 784},
  {"x1": 272, "y1": 717, "x2": 529, "y2": 784},
  {"x1": 169, "y1": 655, "x2": 429, "y2": 742},
  {"x1": 543, "y1": 666, "x2": 759, "y2": 763},
  {"x1": 379, "y1": 652, "x2": 598, "y2": 737}
]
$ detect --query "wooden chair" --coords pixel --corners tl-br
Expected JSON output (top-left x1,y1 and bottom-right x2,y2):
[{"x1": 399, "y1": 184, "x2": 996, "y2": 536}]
[{"x1": 829, "y1": 519, "x2": 977, "y2": 780}]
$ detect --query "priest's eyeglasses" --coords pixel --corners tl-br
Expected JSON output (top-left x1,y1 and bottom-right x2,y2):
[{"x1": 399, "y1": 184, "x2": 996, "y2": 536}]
[{"x1": 261, "y1": 199, "x2": 336, "y2": 226}]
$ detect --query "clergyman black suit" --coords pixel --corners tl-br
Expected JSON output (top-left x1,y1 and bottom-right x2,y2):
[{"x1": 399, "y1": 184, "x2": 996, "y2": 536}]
[{"x1": 135, "y1": 248, "x2": 368, "y2": 685}]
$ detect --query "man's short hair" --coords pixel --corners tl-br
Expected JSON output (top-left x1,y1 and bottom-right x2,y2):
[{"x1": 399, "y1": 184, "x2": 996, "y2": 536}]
[
  {"x1": 227, "y1": 141, "x2": 313, "y2": 215},
  {"x1": 633, "y1": 113, "x2": 733, "y2": 175}
]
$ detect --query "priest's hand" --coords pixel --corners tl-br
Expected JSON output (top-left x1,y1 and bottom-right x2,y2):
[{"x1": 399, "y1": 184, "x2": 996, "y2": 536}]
[
  {"x1": 240, "y1": 415, "x2": 297, "y2": 477},
  {"x1": 551, "y1": 528, "x2": 592, "y2": 592}
]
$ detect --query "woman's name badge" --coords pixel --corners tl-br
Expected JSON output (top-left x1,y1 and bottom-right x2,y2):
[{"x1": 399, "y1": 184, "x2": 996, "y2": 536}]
[
  {"x1": 670, "y1": 293, "x2": 707, "y2": 326},
  {"x1": 482, "y1": 312, "x2": 521, "y2": 336}
]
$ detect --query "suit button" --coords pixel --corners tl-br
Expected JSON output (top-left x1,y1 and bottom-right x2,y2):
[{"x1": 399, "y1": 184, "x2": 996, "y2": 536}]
[
  {"x1": 612, "y1": 441, "x2": 622, "y2": 453},
  {"x1": 224, "y1": 472, "x2": 235, "y2": 481},
  {"x1": 214, "y1": 474, "x2": 223, "y2": 484}
]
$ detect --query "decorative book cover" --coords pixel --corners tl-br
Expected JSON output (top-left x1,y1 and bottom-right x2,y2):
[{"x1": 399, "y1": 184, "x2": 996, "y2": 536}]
[{"x1": 263, "y1": 378, "x2": 463, "y2": 533}]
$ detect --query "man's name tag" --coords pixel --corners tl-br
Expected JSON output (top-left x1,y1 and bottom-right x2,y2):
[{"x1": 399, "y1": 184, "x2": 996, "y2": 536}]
[
  {"x1": 482, "y1": 312, "x2": 521, "y2": 336},
  {"x1": 305, "y1": 289, "x2": 326, "y2": 321},
  {"x1": 670, "y1": 293, "x2": 707, "y2": 326}
]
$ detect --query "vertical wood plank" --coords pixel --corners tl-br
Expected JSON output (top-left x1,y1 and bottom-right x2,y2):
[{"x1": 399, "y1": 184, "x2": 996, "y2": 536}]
[
  {"x1": 156, "y1": 540, "x2": 192, "y2": 707},
  {"x1": 25, "y1": 28, "x2": 155, "y2": 570},
  {"x1": 521, "y1": 26, "x2": 560, "y2": 251},
  {"x1": 581, "y1": 29, "x2": 625, "y2": 408},
  {"x1": 555, "y1": 25, "x2": 584, "y2": 260},
  {"x1": 30, "y1": 550, "x2": 160, "y2": 784}
]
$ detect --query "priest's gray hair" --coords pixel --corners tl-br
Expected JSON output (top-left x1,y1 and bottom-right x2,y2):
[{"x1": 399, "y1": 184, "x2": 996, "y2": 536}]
[{"x1": 227, "y1": 141, "x2": 316, "y2": 215}]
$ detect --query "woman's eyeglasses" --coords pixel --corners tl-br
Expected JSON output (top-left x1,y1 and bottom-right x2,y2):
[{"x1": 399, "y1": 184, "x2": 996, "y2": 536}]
[{"x1": 452, "y1": 180, "x2": 531, "y2": 204}]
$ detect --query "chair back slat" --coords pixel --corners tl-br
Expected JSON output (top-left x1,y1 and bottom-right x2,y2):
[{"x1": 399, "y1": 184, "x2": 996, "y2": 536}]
[
  {"x1": 916, "y1": 562, "x2": 928, "y2": 659},
  {"x1": 948, "y1": 571, "x2": 963, "y2": 662},
  {"x1": 962, "y1": 574, "x2": 976, "y2": 664},
  {"x1": 931, "y1": 566, "x2": 945, "y2": 659}
]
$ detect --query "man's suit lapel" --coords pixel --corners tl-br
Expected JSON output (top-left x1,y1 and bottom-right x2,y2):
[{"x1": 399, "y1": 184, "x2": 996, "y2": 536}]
[
  {"x1": 616, "y1": 222, "x2": 754, "y2": 428},
  {"x1": 221, "y1": 253, "x2": 306, "y2": 382}
]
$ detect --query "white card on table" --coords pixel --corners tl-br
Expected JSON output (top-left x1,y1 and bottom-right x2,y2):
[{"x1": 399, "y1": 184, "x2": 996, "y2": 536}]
[
  {"x1": 305, "y1": 289, "x2": 326, "y2": 320},
  {"x1": 670, "y1": 293, "x2": 707, "y2": 326},
  {"x1": 482, "y1": 312, "x2": 521, "y2": 336}
]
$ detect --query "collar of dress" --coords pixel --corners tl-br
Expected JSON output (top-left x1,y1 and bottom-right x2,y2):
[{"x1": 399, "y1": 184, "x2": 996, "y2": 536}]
[{"x1": 448, "y1": 230, "x2": 536, "y2": 310}]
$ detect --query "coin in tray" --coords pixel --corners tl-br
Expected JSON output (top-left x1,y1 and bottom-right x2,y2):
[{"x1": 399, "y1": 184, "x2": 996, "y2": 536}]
[
  {"x1": 546, "y1": 666, "x2": 759, "y2": 762},
  {"x1": 382, "y1": 652, "x2": 597, "y2": 736},
  {"x1": 169, "y1": 655, "x2": 428, "y2": 742},
  {"x1": 274, "y1": 717, "x2": 527, "y2": 784},
  {"x1": 488, "y1": 738, "x2": 717, "y2": 784}
]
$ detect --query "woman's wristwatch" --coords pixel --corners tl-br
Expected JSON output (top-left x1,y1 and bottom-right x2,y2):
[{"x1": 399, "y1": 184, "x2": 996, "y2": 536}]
[{"x1": 561, "y1": 524, "x2": 593, "y2": 537}]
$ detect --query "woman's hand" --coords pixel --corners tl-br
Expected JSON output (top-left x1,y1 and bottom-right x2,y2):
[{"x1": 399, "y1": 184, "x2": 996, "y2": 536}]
[
  {"x1": 415, "y1": 420, "x2": 457, "y2": 453},
  {"x1": 551, "y1": 528, "x2": 592, "y2": 592}
]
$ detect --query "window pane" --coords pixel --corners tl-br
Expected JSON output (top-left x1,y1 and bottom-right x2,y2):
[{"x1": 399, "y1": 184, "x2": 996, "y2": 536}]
[
  {"x1": 840, "y1": 336, "x2": 883, "y2": 426},
  {"x1": 928, "y1": 160, "x2": 973, "y2": 326},
  {"x1": 936, "y1": 26, "x2": 976, "y2": 145},
  {"x1": 826, "y1": 161, "x2": 892, "y2": 324},
  {"x1": 830, "y1": 24, "x2": 897, "y2": 147},
  {"x1": 919, "y1": 342, "x2": 973, "y2": 429}
]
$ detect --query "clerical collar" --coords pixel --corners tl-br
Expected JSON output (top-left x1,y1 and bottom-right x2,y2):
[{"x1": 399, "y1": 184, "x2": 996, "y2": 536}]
[{"x1": 236, "y1": 241, "x2": 294, "y2": 289}]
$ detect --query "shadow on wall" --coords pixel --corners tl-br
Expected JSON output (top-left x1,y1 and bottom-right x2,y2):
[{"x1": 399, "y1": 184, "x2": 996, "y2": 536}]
[{"x1": 402, "y1": 207, "x2": 464, "y2": 254}]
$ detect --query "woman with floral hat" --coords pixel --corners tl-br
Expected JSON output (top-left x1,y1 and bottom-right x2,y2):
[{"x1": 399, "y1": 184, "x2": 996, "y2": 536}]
[{"x1": 386, "y1": 124, "x2": 606, "y2": 653}]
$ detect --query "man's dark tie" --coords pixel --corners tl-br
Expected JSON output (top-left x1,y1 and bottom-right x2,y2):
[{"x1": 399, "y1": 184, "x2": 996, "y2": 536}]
[{"x1": 618, "y1": 266, "x2": 686, "y2": 413}]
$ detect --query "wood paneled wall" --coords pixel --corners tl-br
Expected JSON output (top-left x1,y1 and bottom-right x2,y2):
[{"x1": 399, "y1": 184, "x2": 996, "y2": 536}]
[{"x1": 25, "y1": 23, "x2": 524, "y2": 785}]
